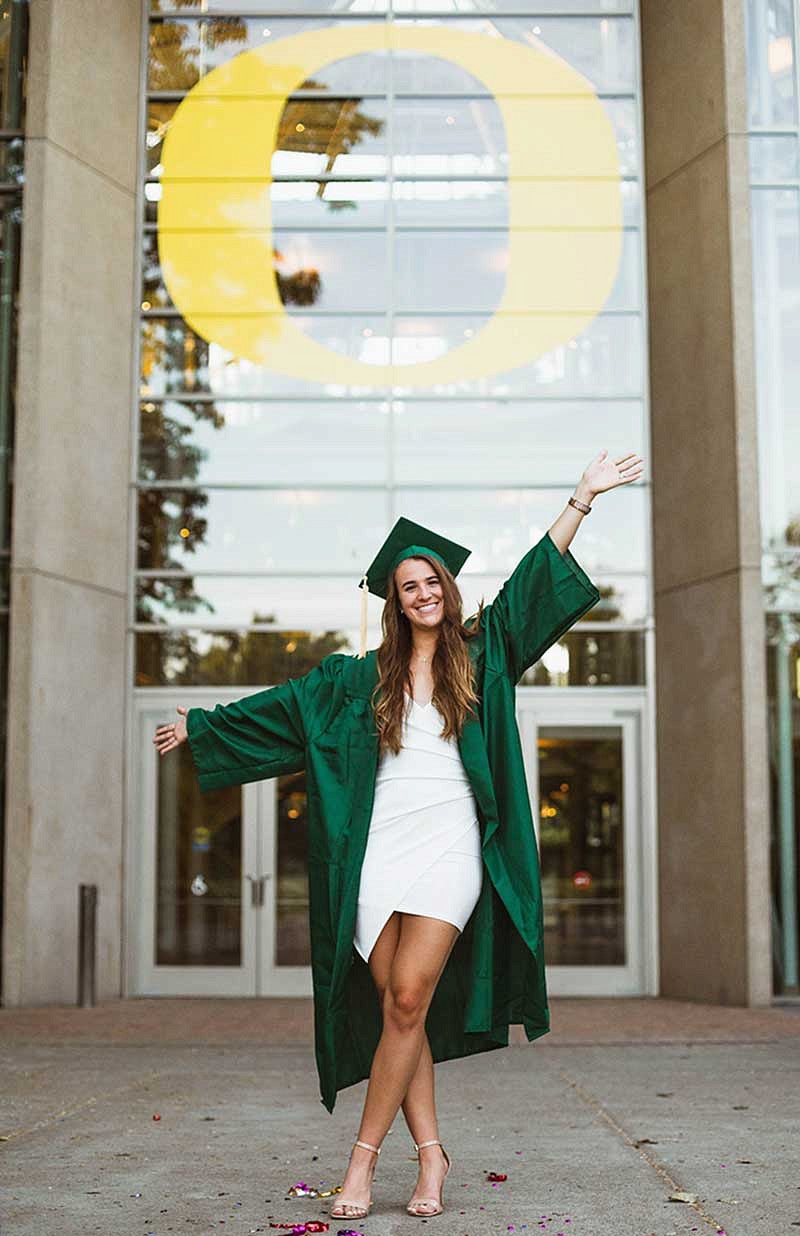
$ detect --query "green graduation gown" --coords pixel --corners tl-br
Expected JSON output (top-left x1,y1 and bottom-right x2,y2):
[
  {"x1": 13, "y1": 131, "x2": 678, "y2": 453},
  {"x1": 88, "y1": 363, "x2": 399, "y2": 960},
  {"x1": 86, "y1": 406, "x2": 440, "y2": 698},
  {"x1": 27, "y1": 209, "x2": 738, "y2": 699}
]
[{"x1": 186, "y1": 530, "x2": 600, "y2": 1112}]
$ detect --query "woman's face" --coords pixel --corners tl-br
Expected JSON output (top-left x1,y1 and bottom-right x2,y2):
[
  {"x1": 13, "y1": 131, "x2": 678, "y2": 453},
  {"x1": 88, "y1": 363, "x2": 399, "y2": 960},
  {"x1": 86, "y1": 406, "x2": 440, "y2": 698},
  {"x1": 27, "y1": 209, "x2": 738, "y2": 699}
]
[{"x1": 394, "y1": 557, "x2": 444, "y2": 633}]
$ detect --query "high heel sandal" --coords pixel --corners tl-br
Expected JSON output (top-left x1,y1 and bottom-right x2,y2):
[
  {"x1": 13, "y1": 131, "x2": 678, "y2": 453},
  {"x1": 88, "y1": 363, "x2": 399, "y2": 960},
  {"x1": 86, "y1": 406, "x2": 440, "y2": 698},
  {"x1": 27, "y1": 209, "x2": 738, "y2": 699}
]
[
  {"x1": 406, "y1": 1138, "x2": 451, "y2": 1217},
  {"x1": 329, "y1": 1138, "x2": 381, "y2": 1220}
]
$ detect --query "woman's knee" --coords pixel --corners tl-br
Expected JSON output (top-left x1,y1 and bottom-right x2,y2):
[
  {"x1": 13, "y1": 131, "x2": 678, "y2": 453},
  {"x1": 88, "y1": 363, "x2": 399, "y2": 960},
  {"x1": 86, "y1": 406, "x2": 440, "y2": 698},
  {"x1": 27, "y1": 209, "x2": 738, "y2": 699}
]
[{"x1": 383, "y1": 982, "x2": 430, "y2": 1030}]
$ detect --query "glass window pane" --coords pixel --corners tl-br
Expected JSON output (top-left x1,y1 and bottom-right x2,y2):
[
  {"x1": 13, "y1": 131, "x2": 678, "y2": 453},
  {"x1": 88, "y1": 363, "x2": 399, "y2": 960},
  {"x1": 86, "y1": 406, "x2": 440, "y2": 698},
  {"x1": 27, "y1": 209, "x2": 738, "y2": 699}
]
[
  {"x1": 393, "y1": 399, "x2": 644, "y2": 486},
  {"x1": 391, "y1": 177, "x2": 641, "y2": 229},
  {"x1": 143, "y1": 230, "x2": 391, "y2": 314},
  {"x1": 746, "y1": 0, "x2": 798, "y2": 128},
  {"x1": 151, "y1": 0, "x2": 389, "y2": 10},
  {"x1": 394, "y1": 231, "x2": 506, "y2": 313},
  {"x1": 496, "y1": 16, "x2": 635, "y2": 94},
  {"x1": 751, "y1": 188, "x2": 800, "y2": 549},
  {"x1": 394, "y1": 485, "x2": 647, "y2": 573},
  {"x1": 136, "y1": 628, "x2": 357, "y2": 688},
  {"x1": 146, "y1": 100, "x2": 176, "y2": 180},
  {"x1": 391, "y1": 312, "x2": 644, "y2": 396},
  {"x1": 270, "y1": 181, "x2": 390, "y2": 229},
  {"x1": 393, "y1": 179, "x2": 509, "y2": 228},
  {"x1": 146, "y1": 98, "x2": 390, "y2": 183},
  {"x1": 391, "y1": 17, "x2": 636, "y2": 95},
  {"x1": 520, "y1": 628, "x2": 646, "y2": 686},
  {"x1": 139, "y1": 399, "x2": 389, "y2": 485},
  {"x1": 137, "y1": 487, "x2": 387, "y2": 571},
  {"x1": 277, "y1": 771, "x2": 311, "y2": 965},
  {"x1": 136, "y1": 574, "x2": 377, "y2": 631},
  {"x1": 391, "y1": 96, "x2": 505, "y2": 165},
  {"x1": 274, "y1": 231, "x2": 388, "y2": 311},
  {"x1": 151, "y1": 233, "x2": 375, "y2": 320},
  {"x1": 538, "y1": 725, "x2": 626, "y2": 965},
  {"x1": 387, "y1": 96, "x2": 638, "y2": 177},
  {"x1": 272, "y1": 97, "x2": 389, "y2": 173},
  {"x1": 156, "y1": 745, "x2": 242, "y2": 966},
  {"x1": 395, "y1": 0, "x2": 635, "y2": 9},
  {"x1": 393, "y1": 227, "x2": 640, "y2": 314},
  {"x1": 149, "y1": 20, "x2": 388, "y2": 92},
  {"x1": 141, "y1": 315, "x2": 391, "y2": 397},
  {"x1": 749, "y1": 134, "x2": 800, "y2": 182}
]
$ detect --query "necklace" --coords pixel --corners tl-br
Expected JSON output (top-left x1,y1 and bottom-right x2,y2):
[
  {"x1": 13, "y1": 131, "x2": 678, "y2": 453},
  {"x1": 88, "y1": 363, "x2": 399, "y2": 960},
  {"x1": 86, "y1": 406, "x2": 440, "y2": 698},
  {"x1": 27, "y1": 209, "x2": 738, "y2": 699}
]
[{"x1": 411, "y1": 652, "x2": 432, "y2": 663}]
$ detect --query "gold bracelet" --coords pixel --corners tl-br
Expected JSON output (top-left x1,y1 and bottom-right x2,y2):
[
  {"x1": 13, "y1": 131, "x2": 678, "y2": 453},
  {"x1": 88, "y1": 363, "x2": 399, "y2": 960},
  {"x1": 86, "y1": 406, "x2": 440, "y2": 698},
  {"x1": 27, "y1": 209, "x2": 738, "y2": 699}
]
[{"x1": 568, "y1": 495, "x2": 592, "y2": 515}]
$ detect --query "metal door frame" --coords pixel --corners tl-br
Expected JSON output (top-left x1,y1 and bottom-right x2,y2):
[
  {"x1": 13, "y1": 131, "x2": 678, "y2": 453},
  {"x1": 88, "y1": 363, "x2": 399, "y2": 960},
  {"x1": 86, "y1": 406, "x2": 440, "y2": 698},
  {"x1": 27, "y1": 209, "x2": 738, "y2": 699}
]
[
  {"x1": 126, "y1": 692, "x2": 260, "y2": 998},
  {"x1": 516, "y1": 686, "x2": 658, "y2": 996}
]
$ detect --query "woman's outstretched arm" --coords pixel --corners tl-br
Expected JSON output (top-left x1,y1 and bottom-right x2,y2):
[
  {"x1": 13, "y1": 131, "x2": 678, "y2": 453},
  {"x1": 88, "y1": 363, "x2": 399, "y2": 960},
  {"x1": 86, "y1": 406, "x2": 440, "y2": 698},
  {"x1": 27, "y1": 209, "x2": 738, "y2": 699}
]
[
  {"x1": 481, "y1": 448, "x2": 645, "y2": 681},
  {"x1": 547, "y1": 448, "x2": 644, "y2": 554},
  {"x1": 152, "y1": 657, "x2": 341, "y2": 792}
]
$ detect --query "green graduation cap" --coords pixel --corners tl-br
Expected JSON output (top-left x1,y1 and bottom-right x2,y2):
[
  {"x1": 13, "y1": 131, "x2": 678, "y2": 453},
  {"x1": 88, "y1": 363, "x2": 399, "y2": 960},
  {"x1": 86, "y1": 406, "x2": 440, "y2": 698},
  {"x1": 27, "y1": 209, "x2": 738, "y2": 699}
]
[{"x1": 358, "y1": 516, "x2": 471, "y2": 657}]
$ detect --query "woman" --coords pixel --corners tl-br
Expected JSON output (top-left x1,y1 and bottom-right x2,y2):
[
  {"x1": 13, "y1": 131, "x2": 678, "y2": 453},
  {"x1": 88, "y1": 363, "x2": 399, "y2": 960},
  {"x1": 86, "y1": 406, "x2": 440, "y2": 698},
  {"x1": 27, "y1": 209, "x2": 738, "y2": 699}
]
[{"x1": 154, "y1": 448, "x2": 643, "y2": 1220}]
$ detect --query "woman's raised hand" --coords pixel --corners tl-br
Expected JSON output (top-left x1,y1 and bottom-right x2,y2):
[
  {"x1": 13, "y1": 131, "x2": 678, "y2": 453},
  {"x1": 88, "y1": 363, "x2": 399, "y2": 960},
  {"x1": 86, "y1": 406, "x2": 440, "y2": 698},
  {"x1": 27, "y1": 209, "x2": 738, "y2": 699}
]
[
  {"x1": 153, "y1": 705, "x2": 189, "y2": 756},
  {"x1": 582, "y1": 448, "x2": 644, "y2": 497}
]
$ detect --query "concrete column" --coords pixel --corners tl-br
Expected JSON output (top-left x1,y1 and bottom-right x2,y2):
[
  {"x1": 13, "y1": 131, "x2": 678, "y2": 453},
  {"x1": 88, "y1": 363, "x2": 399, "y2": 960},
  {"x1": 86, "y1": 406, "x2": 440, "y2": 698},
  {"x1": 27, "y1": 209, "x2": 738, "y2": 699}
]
[
  {"x1": 2, "y1": 0, "x2": 142, "y2": 1004},
  {"x1": 641, "y1": 0, "x2": 771, "y2": 1004}
]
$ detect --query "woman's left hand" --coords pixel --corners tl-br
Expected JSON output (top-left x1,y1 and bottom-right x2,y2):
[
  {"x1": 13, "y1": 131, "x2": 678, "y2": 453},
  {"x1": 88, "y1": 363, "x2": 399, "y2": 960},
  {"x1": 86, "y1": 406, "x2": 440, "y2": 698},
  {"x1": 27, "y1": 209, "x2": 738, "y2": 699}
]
[{"x1": 581, "y1": 448, "x2": 644, "y2": 498}]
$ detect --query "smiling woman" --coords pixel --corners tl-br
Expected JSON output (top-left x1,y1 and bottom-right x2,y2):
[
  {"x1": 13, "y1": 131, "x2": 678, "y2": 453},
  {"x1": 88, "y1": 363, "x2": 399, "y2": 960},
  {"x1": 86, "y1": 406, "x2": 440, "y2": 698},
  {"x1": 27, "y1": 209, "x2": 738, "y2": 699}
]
[{"x1": 153, "y1": 450, "x2": 644, "y2": 1218}]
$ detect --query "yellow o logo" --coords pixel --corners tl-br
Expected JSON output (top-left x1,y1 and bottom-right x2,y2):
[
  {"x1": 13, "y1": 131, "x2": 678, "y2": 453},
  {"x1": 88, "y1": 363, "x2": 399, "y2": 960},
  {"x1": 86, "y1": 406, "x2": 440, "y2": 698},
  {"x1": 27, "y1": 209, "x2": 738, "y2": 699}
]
[{"x1": 158, "y1": 24, "x2": 621, "y2": 387}]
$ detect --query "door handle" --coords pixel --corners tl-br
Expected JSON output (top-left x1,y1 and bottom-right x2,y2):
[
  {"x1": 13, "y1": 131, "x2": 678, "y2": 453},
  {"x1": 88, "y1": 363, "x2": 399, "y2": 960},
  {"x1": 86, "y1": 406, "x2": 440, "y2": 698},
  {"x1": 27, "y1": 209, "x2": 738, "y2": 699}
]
[
  {"x1": 245, "y1": 874, "x2": 261, "y2": 908},
  {"x1": 245, "y1": 873, "x2": 272, "y2": 908}
]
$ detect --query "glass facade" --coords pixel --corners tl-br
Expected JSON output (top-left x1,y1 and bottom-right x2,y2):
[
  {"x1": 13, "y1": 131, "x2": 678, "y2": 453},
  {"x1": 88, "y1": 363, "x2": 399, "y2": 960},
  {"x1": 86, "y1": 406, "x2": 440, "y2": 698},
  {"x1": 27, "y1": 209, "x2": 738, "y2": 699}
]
[
  {"x1": 746, "y1": 0, "x2": 800, "y2": 993},
  {"x1": 139, "y1": 0, "x2": 650, "y2": 691},
  {"x1": 139, "y1": 1, "x2": 651, "y2": 981}
]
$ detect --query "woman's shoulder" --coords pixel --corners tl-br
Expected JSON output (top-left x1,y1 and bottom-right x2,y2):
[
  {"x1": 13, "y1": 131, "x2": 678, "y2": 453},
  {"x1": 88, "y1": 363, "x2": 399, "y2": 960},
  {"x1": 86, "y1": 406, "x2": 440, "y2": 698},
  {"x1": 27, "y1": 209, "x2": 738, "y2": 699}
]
[{"x1": 309, "y1": 648, "x2": 379, "y2": 694}]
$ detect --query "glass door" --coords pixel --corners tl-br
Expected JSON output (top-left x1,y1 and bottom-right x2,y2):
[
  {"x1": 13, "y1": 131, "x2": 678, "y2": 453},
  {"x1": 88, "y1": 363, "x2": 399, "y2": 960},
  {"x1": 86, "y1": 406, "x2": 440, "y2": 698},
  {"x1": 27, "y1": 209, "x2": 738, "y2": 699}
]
[
  {"x1": 130, "y1": 691, "x2": 653, "y2": 997},
  {"x1": 517, "y1": 692, "x2": 655, "y2": 995},
  {"x1": 129, "y1": 694, "x2": 312, "y2": 996},
  {"x1": 255, "y1": 768, "x2": 314, "y2": 995}
]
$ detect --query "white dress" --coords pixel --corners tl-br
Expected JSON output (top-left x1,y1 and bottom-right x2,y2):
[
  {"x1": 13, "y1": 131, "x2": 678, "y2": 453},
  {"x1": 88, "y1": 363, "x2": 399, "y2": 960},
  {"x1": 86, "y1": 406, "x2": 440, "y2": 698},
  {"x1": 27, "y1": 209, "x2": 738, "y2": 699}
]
[{"x1": 353, "y1": 692, "x2": 484, "y2": 963}]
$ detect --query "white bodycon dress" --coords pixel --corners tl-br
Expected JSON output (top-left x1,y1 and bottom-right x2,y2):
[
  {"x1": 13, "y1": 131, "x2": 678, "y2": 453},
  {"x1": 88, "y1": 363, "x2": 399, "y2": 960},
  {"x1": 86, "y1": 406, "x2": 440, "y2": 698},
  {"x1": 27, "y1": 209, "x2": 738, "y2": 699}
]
[{"x1": 353, "y1": 693, "x2": 484, "y2": 963}]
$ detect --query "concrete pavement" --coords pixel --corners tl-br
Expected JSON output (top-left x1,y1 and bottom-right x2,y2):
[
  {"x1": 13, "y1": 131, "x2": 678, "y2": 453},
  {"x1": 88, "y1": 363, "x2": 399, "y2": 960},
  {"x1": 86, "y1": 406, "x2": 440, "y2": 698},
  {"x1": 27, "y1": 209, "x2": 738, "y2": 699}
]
[{"x1": 1, "y1": 999, "x2": 799, "y2": 1236}]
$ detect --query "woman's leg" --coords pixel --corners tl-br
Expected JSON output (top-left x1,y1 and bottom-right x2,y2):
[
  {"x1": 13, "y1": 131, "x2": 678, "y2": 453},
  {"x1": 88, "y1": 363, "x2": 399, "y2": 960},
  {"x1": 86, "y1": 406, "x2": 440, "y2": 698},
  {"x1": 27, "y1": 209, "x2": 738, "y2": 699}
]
[
  {"x1": 333, "y1": 912, "x2": 458, "y2": 1214},
  {"x1": 367, "y1": 916, "x2": 439, "y2": 1147}
]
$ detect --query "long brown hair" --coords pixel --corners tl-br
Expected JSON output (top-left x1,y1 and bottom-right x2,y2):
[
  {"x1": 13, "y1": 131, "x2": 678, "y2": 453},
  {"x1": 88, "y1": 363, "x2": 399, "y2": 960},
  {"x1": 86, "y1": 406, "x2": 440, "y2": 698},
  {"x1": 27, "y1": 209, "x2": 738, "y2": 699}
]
[{"x1": 370, "y1": 554, "x2": 484, "y2": 754}]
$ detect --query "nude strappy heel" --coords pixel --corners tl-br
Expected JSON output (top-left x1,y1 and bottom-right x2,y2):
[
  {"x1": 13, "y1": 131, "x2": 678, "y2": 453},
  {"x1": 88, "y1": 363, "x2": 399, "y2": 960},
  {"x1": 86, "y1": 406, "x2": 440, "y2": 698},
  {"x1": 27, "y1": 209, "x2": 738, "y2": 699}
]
[
  {"x1": 406, "y1": 1138, "x2": 451, "y2": 1217},
  {"x1": 329, "y1": 1138, "x2": 381, "y2": 1220}
]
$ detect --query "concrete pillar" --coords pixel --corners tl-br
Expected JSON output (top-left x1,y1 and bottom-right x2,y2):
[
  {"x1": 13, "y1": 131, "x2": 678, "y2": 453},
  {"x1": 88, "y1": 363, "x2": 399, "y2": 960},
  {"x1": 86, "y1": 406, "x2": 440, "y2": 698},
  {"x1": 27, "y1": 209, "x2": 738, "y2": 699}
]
[
  {"x1": 641, "y1": 0, "x2": 772, "y2": 1004},
  {"x1": 2, "y1": 0, "x2": 142, "y2": 1004}
]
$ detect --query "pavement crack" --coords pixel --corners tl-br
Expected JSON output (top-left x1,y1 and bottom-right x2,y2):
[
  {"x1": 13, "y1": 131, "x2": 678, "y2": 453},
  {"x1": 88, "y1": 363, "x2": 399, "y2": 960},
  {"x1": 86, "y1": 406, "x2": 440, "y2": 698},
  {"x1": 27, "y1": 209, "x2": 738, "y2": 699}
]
[{"x1": 556, "y1": 1065, "x2": 727, "y2": 1234}]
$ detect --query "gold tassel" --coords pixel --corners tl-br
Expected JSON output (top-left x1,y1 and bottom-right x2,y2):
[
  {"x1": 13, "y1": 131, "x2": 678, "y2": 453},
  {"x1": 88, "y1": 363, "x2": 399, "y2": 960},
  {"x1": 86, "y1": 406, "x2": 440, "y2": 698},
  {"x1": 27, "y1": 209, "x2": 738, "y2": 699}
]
[{"x1": 358, "y1": 573, "x2": 368, "y2": 659}]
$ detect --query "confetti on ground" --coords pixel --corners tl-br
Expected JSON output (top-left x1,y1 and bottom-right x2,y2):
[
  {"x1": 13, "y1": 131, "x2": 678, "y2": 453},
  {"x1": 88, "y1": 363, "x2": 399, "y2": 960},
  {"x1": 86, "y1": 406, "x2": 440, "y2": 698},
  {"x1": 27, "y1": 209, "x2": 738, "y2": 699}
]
[
  {"x1": 269, "y1": 1222, "x2": 329, "y2": 1233},
  {"x1": 487, "y1": 1172, "x2": 507, "y2": 1182},
  {"x1": 288, "y1": 1183, "x2": 343, "y2": 1199}
]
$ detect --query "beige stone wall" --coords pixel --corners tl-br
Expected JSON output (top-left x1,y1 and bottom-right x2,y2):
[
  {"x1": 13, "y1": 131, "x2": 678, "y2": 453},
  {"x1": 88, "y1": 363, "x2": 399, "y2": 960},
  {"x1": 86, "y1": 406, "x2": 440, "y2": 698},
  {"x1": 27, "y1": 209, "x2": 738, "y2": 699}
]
[
  {"x1": 641, "y1": 0, "x2": 772, "y2": 1004},
  {"x1": 2, "y1": 0, "x2": 142, "y2": 1004}
]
